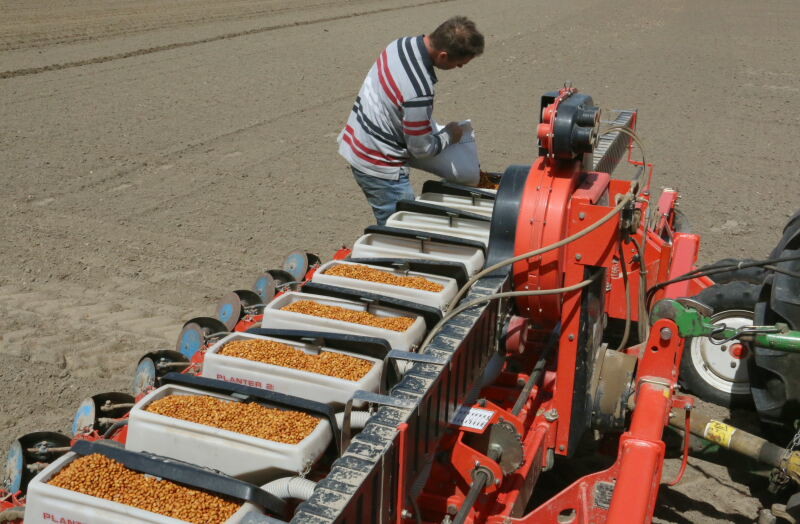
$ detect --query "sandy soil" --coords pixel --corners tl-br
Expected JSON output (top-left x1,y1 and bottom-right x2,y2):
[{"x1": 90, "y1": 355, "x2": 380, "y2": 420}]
[{"x1": 1, "y1": 0, "x2": 799, "y2": 521}]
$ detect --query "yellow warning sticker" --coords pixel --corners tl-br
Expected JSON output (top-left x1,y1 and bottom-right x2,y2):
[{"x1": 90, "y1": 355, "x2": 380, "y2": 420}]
[{"x1": 703, "y1": 420, "x2": 736, "y2": 447}]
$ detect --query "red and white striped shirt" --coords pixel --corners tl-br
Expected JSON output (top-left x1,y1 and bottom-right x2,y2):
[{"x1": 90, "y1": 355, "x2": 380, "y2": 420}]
[{"x1": 337, "y1": 35, "x2": 451, "y2": 180}]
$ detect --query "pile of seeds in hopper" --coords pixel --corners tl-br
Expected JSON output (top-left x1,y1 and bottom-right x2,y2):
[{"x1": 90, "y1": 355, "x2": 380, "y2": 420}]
[
  {"x1": 48, "y1": 454, "x2": 240, "y2": 524},
  {"x1": 281, "y1": 300, "x2": 415, "y2": 331},
  {"x1": 146, "y1": 395, "x2": 319, "y2": 444},
  {"x1": 325, "y1": 263, "x2": 444, "y2": 292},
  {"x1": 220, "y1": 339, "x2": 373, "y2": 381}
]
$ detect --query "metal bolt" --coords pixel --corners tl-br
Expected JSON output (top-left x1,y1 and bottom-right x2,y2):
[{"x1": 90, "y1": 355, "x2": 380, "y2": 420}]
[
  {"x1": 575, "y1": 253, "x2": 582, "y2": 261},
  {"x1": 579, "y1": 212, "x2": 586, "y2": 220},
  {"x1": 568, "y1": 333, "x2": 575, "y2": 341},
  {"x1": 401, "y1": 509, "x2": 413, "y2": 519},
  {"x1": 660, "y1": 327, "x2": 673, "y2": 341},
  {"x1": 559, "y1": 445, "x2": 566, "y2": 451},
  {"x1": 544, "y1": 408, "x2": 559, "y2": 422},
  {"x1": 447, "y1": 505, "x2": 458, "y2": 515}
]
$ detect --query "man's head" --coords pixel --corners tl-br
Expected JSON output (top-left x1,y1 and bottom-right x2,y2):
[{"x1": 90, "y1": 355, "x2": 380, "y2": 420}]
[{"x1": 428, "y1": 16, "x2": 484, "y2": 70}]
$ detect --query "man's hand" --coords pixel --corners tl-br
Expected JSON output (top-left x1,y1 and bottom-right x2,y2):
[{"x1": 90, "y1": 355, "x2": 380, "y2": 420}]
[{"x1": 444, "y1": 121, "x2": 464, "y2": 144}]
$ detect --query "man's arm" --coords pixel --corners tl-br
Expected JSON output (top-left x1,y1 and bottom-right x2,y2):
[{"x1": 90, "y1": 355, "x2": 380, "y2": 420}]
[{"x1": 403, "y1": 97, "x2": 463, "y2": 159}]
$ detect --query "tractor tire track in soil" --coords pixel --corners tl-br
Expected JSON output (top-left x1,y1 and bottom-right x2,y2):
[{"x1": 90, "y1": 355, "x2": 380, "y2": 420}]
[
  {"x1": 0, "y1": 0, "x2": 454, "y2": 79},
  {"x1": 0, "y1": 282, "x2": 181, "y2": 445}
]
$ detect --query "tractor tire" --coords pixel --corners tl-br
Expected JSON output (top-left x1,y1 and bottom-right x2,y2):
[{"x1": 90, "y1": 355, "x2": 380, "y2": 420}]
[
  {"x1": 750, "y1": 209, "x2": 800, "y2": 440},
  {"x1": 679, "y1": 280, "x2": 759, "y2": 407},
  {"x1": 703, "y1": 257, "x2": 768, "y2": 285}
]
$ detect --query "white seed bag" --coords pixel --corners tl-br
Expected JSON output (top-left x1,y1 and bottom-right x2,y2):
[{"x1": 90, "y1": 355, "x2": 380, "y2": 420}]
[{"x1": 409, "y1": 120, "x2": 480, "y2": 186}]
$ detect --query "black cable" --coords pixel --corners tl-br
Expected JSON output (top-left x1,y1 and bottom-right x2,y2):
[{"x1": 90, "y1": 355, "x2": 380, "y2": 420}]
[
  {"x1": 629, "y1": 236, "x2": 649, "y2": 343},
  {"x1": 764, "y1": 265, "x2": 800, "y2": 280},
  {"x1": 678, "y1": 254, "x2": 800, "y2": 281},
  {"x1": 616, "y1": 237, "x2": 632, "y2": 351},
  {"x1": 645, "y1": 254, "x2": 800, "y2": 311}
]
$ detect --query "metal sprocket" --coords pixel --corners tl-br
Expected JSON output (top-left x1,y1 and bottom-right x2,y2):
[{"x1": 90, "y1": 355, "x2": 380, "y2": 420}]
[{"x1": 489, "y1": 420, "x2": 525, "y2": 474}]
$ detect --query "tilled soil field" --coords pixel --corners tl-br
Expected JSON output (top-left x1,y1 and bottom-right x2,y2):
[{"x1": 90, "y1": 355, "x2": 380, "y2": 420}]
[{"x1": 1, "y1": 0, "x2": 799, "y2": 521}]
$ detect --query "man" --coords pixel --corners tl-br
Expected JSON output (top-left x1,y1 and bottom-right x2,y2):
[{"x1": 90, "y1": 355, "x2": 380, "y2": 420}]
[{"x1": 337, "y1": 16, "x2": 484, "y2": 225}]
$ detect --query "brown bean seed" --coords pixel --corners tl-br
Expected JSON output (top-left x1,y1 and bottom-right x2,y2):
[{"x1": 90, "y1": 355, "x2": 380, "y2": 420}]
[
  {"x1": 281, "y1": 300, "x2": 414, "y2": 332},
  {"x1": 49, "y1": 454, "x2": 241, "y2": 524},
  {"x1": 220, "y1": 339, "x2": 373, "y2": 381},
  {"x1": 325, "y1": 264, "x2": 444, "y2": 292}
]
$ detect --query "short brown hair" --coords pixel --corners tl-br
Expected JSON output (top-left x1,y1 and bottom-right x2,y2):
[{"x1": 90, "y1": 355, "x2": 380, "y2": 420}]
[{"x1": 430, "y1": 16, "x2": 484, "y2": 59}]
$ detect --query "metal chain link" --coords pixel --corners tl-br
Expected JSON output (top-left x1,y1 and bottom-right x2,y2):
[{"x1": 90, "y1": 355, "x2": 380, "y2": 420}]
[{"x1": 771, "y1": 423, "x2": 800, "y2": 492}]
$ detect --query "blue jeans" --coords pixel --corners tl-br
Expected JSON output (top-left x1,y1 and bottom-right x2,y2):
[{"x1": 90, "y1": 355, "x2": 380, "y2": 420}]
[{"x1": 351, "y1": 167, "x2": 415, "y2": 226}]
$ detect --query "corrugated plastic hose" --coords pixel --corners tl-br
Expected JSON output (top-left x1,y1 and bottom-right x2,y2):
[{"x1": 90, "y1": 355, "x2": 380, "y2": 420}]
[
  {"x1": 335, "y1": 411, "x2": 371, "y2": 430},
  {"x1": 263, "y1": 477, "x2": 318, "y2": 501}
]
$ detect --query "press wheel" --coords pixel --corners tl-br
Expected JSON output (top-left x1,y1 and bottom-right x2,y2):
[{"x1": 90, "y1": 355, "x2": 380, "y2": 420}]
[
  {"x1": 283, "y1": 250, "x2": 320, "y2": 282},
  {"x1": 216, "y1": 289, "x2": 264, "y2": 330},
  {"x1": 176, "y1": 316, "x2": 228, "y2": 359}
]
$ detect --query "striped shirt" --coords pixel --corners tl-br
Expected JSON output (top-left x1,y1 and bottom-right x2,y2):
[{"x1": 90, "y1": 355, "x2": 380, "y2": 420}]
[{"x1": 337, "y1": 35, "x2": 452, "y2": 180}]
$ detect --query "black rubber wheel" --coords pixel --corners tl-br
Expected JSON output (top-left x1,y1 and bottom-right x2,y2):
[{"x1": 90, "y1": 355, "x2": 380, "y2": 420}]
[
  {"x1": 132, "y1": 350, "x2": 189, "y2": 397},
  {"x1": 175, "y1": 316, "x2": 228, "y2": 359},
  {"x1": 3, "y1": 432, "x2": 71, "y2": 496},
  {"x1": 750, "y1": 209, "x2": 800, "y2": 439},
  {"x1": 72, "y1": 392, "x2": 135, "y2": 435},
  {"x1": 702, "y1": 258, "x2": 768, "y2": 285},
  {"x1": 679, "y1": 281, "x2": 759, "y2": 407}
]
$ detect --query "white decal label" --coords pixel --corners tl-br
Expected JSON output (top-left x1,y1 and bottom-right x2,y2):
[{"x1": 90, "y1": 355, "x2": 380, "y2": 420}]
[{"x1": 451, "y1": 406, "x2": 495, "y2": 430}]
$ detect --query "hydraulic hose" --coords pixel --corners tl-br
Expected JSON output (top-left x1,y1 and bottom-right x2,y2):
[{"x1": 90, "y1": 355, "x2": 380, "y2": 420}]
[
  {"x1": 445, "y1": 191, "x2": 634, "y2": 312},
  {"x1": 102, "y1": 418, "x2": 129, "y2": 439},
  {"x1": 615, "y1": 237, "x2": 632, "y2": 351},
  {"x1": 423, "y1": 276, "x2": 600, "y2": 352},
  {"x1": 629, "y1": 236, "x2": 650, "y2": 344}
]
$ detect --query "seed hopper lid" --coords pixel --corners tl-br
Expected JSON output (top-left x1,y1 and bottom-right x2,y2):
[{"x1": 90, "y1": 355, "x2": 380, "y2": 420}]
[
  {"x1": 346, "y1": 258, "x2": 469, "y2": 288},
  {"x1": 300, "y1": 282, "x2": 442, "y2": 330},
  {"x1": 159, "y1": 373, "x2": 342, "y2": 455},
  {"x1": 70, "y1": 440, "x2": 288, "y2": 519},
  {"x1": 395, "y1": 199, "x2": 491, "y2": 222},
  {"x1": 421, "y1": 179, "x2": 497, "y2": 200},
  {"x1": 244, "y1": 328, "x2": 391, "y2": 361},
  {"x1": 364, "y1": 225, "x2": 487, "y2": 254}
]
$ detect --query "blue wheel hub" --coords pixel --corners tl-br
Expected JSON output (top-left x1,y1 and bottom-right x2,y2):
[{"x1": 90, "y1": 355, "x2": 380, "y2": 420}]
[
  {"x1": 218, "y1": 303, "x2": 234, "y2": 324},
  {"x1": 3, "y1": 440, "x2": 23, "y2": 493},
  {"x1": 254, "y1": 275, "x2": 272, "y2": 302},
  {"x1": 133, "y1": 357, "x2": 157, "y2": 397},
  {"x1": 284, "y1": 252, "x2": 307, "y2": 281},
  {"x1": 72, "y1": 398, "x2": 96, "y2": 436},
  {"x1": 178, "y1": 326, "x2": 203, "y2": 360}
]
